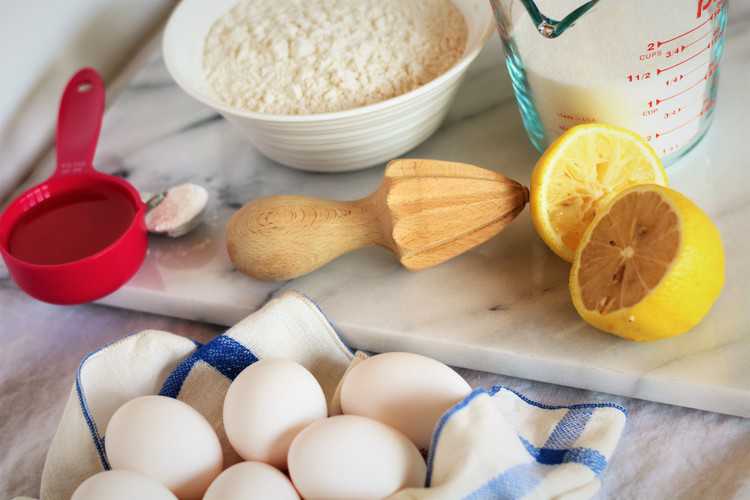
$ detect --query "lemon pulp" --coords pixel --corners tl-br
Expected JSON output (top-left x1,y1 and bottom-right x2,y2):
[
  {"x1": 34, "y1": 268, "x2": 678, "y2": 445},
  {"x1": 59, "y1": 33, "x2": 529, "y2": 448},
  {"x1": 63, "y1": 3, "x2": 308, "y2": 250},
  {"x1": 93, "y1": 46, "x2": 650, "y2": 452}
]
[
  {"x1": 531, "y1": 123, "x2": 668, "y2": 262},
  {"x1": 577, "y1": 189, "x2": 679, "y2": 314},
  {"x1": 570, "y1": 184, "x2": 725, "y2": 341}
]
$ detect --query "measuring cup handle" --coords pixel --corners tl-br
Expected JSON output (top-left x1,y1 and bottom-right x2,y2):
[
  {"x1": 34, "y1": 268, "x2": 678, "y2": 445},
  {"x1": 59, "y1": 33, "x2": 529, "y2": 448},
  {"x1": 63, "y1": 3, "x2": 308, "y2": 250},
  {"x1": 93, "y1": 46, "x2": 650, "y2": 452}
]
[{"x1": 55, "y1": 68, "x2": 105, "y2": 177}]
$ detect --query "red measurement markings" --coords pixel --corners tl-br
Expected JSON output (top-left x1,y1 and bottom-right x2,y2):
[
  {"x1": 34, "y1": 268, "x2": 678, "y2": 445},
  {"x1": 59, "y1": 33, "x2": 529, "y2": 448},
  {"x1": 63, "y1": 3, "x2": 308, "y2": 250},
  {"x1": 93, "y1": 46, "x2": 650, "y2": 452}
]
[
  {"x1": 665, "y1": 45, "x2": 686, "y2": 59},
  {"x1": 657, "y1": 63, "x2": 717, "y2": 104},
  {"x1": 664, "y1": 106, "x2": 686, "y2": 120},
  {"x1": 655, "y1": 100, "x2": 715, "y2": 138},
  {"x1": 556, "y1": 112, "x2": 597, "y2": 123},
  {"x1": 656, "y1": 114, "x2": 701, "y2": 138},
  {"x1": 640, "y1": 50, "x2": 662, "y2": 61},
  {"x1": 627, "y1": 71, "x2": 652, "y2": 82},
  {"x1": 661, "y1": 143, "x2": 683, "y2": 155},
  {"x1": 684, "y1": 60, "x2": 712, "y2": 77},
  {"x1": 653, "y1": 3, "x2": 722, "y2": 48},
  {"x1": 709, "y1": 26, "x2": 725, "y2": 48},
  {"x1": 665, "y1": 74, "x2": 685, "y2": 86},
  {"x1": 655, "y1": 16, "x2": 711, "y2": 48},
  {"x1": 656, "y1": 77, "x2": 704, "y2": 104},
  {"x1": 657, "y1": 42, "x2": 712, "y2": 75},
  {"x1": 683, "y1": 28, "x2": 712, "y2": 49}
]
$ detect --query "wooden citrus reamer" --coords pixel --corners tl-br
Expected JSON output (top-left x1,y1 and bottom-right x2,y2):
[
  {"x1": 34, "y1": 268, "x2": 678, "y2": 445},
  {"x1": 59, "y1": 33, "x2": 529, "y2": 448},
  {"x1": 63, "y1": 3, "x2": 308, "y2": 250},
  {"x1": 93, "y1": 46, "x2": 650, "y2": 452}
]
[{"x1": 227, "y1": 159, "x2": 529, "y2": 281}]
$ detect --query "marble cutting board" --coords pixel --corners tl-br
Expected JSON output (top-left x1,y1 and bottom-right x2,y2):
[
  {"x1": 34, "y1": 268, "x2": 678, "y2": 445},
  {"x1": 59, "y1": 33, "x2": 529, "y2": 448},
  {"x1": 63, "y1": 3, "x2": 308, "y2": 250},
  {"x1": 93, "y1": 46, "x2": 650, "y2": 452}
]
[{"x1": 8, "y1": 20, "x2": 750, "y2": 418}]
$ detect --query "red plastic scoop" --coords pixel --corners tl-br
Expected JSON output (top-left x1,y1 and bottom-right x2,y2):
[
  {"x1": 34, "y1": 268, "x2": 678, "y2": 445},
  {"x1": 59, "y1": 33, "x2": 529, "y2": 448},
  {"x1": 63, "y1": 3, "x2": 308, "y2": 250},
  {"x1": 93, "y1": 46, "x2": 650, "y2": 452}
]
[{"x1": 0, "y1": 68, "x2": 147, "y2": 304}]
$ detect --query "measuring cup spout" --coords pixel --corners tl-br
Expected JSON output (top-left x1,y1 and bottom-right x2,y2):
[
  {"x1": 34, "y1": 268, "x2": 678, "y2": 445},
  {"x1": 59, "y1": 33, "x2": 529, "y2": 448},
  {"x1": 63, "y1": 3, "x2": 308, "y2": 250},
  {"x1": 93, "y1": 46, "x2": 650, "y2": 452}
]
[
  {"x1": 516, "y1": 0, "x2": 600, "y2": 38},
  {"x1": 55, "y1": 68, "x2": 105, "y2": 177}
]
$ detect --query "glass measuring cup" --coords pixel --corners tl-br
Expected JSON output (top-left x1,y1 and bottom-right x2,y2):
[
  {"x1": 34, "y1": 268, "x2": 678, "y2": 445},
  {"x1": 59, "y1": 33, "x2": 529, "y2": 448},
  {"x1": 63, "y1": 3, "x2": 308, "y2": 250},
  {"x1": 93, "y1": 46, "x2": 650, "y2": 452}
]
[{"x1": 489, "y1": 0, "x2": 728, "y2": 164}]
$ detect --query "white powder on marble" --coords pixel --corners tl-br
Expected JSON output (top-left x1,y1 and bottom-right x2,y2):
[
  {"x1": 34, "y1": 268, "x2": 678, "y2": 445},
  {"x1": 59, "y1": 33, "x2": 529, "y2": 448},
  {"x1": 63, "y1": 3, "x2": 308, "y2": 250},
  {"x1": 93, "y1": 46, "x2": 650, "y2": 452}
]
[
  {"x1": 203, "y1": 0, "x2": 467, "y2": 115},
  {"x1": 146, "y1": 183, "x2": 208, "y2": 236}
]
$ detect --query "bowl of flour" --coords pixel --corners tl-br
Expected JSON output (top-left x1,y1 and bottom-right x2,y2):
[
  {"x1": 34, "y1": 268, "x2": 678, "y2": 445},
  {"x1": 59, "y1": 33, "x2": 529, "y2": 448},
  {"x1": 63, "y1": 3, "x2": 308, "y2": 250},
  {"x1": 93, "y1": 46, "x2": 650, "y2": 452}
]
[{"x1": 163, "y1": 0, "x2": 493, "y2": 172}]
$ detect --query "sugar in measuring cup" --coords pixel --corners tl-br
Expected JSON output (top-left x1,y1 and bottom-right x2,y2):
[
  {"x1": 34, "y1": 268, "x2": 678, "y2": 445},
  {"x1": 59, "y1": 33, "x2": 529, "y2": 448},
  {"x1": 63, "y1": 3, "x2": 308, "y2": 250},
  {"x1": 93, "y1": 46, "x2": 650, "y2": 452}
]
[
  {"x1": 0, "y1": 69, "x2": 148, "y2": 304},
  {"x1": 490, "y1": 0, "x2": 728, "y2": 164}
]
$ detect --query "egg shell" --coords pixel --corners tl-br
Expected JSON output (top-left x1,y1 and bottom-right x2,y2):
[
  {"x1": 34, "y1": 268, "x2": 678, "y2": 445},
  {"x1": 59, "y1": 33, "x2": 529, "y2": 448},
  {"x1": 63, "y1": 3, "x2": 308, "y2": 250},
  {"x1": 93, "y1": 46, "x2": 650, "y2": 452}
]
[
  {"x1": 71, "y1": 470, "x2": 177, "y2": 500},
  {"x1": 223, "y1": 357, "x2": 328, "y2": 469},
  {"x1": 288, "y1": 414, "x2": 426, "y2": 499},
  {"x1": 203, "y1": 461, "x2": 300, "y2": 500},
  {"x1": 340, "y1": 352, "x2": 471, "y2": 449},
  {"x1": 105, "y1": 395, "x2": 222, "y2": 499}
]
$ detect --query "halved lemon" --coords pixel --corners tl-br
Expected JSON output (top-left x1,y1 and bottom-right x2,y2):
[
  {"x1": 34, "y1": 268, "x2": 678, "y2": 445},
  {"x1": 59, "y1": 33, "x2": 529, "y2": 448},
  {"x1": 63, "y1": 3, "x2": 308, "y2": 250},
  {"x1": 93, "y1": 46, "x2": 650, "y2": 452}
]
[
  {"x1": 570, "y1": 184, "x2": 724, "y2": 341},
  {"x1": 531, "y1": 124, "x2": 668, "y2": 262}
]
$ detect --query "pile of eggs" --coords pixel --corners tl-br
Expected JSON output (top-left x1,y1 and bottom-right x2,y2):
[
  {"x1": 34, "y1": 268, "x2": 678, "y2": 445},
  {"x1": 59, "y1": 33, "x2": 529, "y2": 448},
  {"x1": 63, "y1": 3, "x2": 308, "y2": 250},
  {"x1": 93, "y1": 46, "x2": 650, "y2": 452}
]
[{"x1": 71, "y1": 352, "x2": 472, "y2": 499}]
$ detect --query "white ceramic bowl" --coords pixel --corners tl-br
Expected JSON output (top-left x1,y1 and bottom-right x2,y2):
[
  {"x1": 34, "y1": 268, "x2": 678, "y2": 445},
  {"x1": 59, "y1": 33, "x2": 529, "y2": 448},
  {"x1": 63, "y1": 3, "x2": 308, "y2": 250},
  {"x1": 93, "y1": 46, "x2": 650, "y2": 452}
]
[{"x1": 163, "y1": 0, "x2": 494, "y2": 172}]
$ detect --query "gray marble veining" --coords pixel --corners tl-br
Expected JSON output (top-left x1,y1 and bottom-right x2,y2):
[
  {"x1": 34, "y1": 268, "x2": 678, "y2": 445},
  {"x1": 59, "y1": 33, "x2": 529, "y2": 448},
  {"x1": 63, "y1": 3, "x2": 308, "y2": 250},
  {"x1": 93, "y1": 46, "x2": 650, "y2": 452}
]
[{"x1": 3, "y1": 10, "x2": 750, "y2": 418}]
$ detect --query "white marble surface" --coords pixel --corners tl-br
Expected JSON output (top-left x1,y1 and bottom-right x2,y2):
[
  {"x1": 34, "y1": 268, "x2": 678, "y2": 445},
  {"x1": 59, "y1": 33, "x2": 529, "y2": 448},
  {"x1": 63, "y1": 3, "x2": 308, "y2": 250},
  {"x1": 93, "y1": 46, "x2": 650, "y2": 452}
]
[{"x1": 5, "y1": 7, "x2": 750, "y2": 420}]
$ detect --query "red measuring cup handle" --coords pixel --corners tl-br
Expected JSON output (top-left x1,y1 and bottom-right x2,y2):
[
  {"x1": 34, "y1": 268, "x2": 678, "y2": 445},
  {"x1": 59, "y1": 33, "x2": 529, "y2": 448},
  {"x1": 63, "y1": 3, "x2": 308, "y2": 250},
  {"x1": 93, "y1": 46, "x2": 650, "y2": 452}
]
[{"x1": 55, "y1": 67, "x2": 105, "y2": 177}]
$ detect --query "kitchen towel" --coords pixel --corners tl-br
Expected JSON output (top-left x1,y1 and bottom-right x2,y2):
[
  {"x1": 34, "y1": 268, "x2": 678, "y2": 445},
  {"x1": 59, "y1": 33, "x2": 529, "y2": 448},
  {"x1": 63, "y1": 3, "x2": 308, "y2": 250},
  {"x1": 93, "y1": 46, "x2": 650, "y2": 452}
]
[{"x1": 19, "y1": 290, "x2": 626, "y2": 500}]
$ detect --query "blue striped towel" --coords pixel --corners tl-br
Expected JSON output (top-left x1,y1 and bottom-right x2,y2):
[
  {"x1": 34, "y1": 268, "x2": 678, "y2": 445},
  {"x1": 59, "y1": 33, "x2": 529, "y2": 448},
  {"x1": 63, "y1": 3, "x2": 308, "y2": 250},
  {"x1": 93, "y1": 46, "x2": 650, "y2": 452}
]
[{"x1": 35, "y1": 290, "x2": 626, "y2": 500}]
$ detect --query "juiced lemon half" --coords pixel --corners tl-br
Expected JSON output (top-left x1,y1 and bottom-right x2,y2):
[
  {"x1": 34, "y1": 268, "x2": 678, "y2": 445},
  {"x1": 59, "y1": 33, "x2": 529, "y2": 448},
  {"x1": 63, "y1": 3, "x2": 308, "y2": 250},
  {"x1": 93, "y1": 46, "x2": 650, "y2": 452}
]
[
  {"x1": 570, "y1": 184, "x2": 724, "y2": 341},
  {"x1": 531, "y1": 124, "x2": 668, "y2": 262}
]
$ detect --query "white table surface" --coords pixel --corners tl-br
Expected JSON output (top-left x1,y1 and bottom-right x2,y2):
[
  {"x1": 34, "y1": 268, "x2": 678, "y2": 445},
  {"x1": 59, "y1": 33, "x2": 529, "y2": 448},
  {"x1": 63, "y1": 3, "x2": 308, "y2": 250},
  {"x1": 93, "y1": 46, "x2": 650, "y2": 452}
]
[{"x1": 2, "y1": 4, "x2": 750, "y2": 500}]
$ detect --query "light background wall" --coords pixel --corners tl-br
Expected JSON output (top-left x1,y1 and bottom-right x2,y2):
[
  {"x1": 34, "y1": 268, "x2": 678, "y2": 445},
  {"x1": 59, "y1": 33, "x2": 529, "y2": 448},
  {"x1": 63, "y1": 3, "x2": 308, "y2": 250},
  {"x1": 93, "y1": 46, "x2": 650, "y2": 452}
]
[{"x1": 0, "y1": 0, "x2": 175, "y2": 199}]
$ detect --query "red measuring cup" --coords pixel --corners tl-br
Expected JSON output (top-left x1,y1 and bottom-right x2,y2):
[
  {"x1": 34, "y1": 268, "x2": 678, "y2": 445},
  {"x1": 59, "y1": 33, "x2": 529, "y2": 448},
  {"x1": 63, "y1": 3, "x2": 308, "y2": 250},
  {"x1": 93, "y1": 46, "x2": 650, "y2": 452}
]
[{"x1": 0, "y1": 68, "x2": 147, "y2": 304}]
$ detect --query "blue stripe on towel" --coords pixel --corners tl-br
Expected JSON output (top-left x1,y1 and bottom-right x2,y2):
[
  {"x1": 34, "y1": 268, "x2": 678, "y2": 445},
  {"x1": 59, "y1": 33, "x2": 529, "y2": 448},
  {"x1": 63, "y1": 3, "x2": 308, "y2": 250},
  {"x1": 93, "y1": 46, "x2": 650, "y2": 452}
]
[
  {"x1": 427, "y1": 386, "x2": 623, "y2": 498},
  {"x1": 499, "y1": 386, "x2": 627, "y2": 415},
  {"x1": 463, "y1": 412, "x2": 603, "y2": 500},
  {"x1": 197, "y1": 335, "x2": 260, "y2": 380},
  {"x1": 544, "y1": 407, "x2": 594, "y2": 449},
  {"x1": 160, "y1": 335, "x2": 258, "y2": 398},
  {"x1": 426, "y1": 387, "x2": 492, "y2": 486},
  {"x1": 464, "y1": 463, "x2": 543, "y2": 500},
  {"x1": 296, "y1": 292, "x2": 356, "y2": 356},
  {"x1": 520, "y1": 438, "x2": 608, "y2": 475},
  {"x1": 76, "y1": 349, "x2": 111, "y2": 470},
  {"x1": 463, "y1": 444, "x2": 608, "y2": 500},
  {"x1": 159, "y1": 351, "x2": 202, "y2": 398},
  {"x1": 76, "y1": 335, "x2": 202, "y2": 470}
]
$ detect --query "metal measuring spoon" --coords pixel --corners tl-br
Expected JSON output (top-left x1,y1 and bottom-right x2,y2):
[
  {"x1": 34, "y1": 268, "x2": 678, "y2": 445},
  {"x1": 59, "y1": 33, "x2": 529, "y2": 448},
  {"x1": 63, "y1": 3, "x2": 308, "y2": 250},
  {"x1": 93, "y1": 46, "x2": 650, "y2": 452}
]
[{"x1": 143, "y1": 183, "x2": 209, "y2": 237}]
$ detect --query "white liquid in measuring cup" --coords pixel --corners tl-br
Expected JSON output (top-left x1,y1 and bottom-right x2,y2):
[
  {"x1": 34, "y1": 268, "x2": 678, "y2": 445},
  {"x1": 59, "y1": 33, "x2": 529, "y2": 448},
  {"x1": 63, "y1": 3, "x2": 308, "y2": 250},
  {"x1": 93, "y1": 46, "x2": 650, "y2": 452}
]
[{"x1": 514, "y1": 0, "x2": 724, "y2": 158}]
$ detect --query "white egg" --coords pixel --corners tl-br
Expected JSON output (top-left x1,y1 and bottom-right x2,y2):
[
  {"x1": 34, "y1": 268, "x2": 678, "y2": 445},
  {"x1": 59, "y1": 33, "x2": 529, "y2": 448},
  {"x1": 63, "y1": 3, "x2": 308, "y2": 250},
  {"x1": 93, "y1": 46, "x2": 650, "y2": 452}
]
[
  {"x1": 105, "y1": 395, "x2": 223, "y2": 499},
  {"x1": 203, "y1": 461, "x2": 300, "y2": 500},
  {"x1": 71, "y1": 470, "x2": 177, "y2": 500},
  {"x1": 223, "y1": 358, "x2": 327, "y2": 469},
  {"x1": 340, "y1": 352, "x2": 471, "y2": 449},
  {"x1": 288, "y1": 415, "x2": 426, "y2": 499}
]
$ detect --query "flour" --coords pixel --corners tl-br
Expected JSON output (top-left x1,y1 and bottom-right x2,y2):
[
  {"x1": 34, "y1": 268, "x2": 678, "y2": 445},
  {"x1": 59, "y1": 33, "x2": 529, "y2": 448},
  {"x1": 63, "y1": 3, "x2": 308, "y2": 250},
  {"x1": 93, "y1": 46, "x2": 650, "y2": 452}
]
[{"x1": 203, "y1": 0, "x2": 467, "y2": 115}]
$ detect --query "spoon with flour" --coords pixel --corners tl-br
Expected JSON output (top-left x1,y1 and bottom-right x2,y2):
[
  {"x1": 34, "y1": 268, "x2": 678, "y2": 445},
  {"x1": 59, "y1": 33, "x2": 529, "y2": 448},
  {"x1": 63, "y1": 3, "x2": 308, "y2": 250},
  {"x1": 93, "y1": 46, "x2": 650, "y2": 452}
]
[{"x1": 143, "y1": 183, "x2": 209, "y2": 237}]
